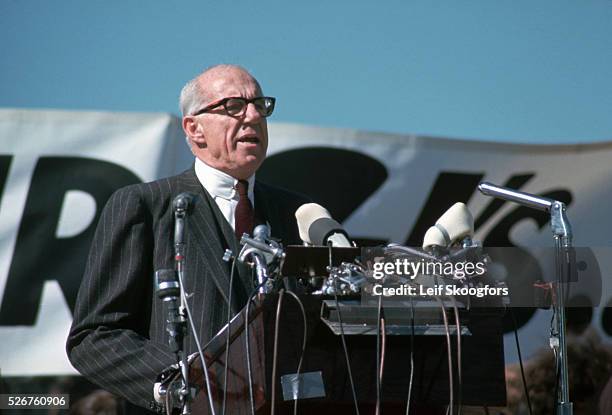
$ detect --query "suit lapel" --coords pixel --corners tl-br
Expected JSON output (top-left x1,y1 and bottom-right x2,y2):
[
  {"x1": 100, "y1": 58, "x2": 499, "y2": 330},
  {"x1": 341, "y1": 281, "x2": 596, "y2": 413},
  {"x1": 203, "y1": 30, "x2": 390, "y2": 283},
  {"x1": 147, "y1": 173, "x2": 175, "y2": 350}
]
[
  {"x1": 198, "y1": 180, "x2": 254, "y2": 302},
  {"x1": 177, "y1": 169, "x2": 249, "y2": 311}
]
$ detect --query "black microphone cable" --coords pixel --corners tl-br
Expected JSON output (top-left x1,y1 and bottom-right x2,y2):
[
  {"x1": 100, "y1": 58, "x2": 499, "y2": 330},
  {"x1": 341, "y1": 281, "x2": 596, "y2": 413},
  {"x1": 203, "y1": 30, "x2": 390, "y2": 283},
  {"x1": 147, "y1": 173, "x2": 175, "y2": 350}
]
[
  {"x1": 244, "y1": 280, "x2": 267, "y2": 415},
  {"x1": 512, "y1": 309, "x2": 533, "y2": 415},
  {"x1": 553, "y1": 347, "x2": 560, "y2": 415},
  {"x1": 435, "y1": 296, "x2": 453, "y2": 415},
  {"x1": 177, "y1": 269, "x2": 217, "y2": 415},
  {"x1": 328, "y1": 242, "x2": 361, "y2": 415},
  {"x1": 375, "y1": 294, "x2": 386, "y2": 415},
  {"x1": 221, "y1": 256, "x2": 238, "y2": 415},
  {"x1": 248, "y1": 285, "x2": 310, "y2": 415},
  {"x1": 270, "y1": 288, "x2": 285, "y2": 415},
  {"x1": 239, "y1": 225, "x2": 281, "y2": 415},
  {"x1": 375, "y1": 295, "x2": 381, "y2": 415},
  {"x1": 247, "y1": 280, "x2": 309, "y2": 415},
  {"x1": 333, "y1": 290, "x2": 361, "y2": 415},
  {"x1": 404, "y1": 297, "x2": 415, "y2": 415},
  {"x1": 243, "y1": 240, "x2": 295, "y2": 415},
  {"x1": 449, "y1": 296, "x2": 462, "y2": 414},
  {"x1": 283, "y1": 289, "x2": 309, "y2": 415},
  {"x1": 380, "y1": 309, "x2": 388, "y2": 415}
]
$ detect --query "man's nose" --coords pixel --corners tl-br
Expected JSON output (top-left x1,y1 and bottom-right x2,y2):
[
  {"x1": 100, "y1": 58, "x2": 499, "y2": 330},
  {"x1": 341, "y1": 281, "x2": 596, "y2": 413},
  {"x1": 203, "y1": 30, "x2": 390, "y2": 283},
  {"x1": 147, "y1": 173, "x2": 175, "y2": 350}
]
[{"x1": 243, "y1": 102, "x2": 263, "y2": 123}]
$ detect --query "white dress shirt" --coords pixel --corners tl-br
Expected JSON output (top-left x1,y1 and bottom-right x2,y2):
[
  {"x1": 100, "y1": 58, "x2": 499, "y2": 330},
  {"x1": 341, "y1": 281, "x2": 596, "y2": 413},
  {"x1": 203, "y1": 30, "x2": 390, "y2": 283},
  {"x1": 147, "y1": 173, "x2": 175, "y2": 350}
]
[{"x1": 194, "y1": 158, "x2": 255, "y2": 231}]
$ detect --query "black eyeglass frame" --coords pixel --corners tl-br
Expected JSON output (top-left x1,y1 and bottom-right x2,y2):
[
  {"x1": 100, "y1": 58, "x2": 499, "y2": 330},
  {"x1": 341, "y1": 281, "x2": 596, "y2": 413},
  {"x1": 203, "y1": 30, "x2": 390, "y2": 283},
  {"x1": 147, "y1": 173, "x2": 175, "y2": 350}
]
[{"x1": 191, "y1": 96, "x2": 276, "y2": 117}]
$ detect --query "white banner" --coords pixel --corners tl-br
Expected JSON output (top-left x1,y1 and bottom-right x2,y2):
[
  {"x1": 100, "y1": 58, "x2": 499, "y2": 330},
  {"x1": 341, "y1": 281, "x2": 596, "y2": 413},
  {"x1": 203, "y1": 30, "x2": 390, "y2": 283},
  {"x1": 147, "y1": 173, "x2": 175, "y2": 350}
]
[
  {"x1": 1, "y1": 109, "x2": 611, "y2": 376},
  {"x1": 0, "y1": 109, "x2": 190, "y2": 376}
]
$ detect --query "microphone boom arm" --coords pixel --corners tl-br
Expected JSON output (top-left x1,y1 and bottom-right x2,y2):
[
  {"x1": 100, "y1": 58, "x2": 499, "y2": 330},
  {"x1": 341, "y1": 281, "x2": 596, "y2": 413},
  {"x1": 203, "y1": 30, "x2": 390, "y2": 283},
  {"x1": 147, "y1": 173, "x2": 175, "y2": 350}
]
[{"x1": 478, "y1": 181, "x2": 574, "y2": 414}]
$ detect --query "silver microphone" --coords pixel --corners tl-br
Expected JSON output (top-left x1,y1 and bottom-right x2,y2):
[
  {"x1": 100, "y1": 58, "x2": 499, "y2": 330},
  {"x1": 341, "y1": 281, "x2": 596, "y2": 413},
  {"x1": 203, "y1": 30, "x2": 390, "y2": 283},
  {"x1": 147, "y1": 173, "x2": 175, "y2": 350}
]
[{"x1": 478, "y1": 182, "x2": 553, "y2": 212}]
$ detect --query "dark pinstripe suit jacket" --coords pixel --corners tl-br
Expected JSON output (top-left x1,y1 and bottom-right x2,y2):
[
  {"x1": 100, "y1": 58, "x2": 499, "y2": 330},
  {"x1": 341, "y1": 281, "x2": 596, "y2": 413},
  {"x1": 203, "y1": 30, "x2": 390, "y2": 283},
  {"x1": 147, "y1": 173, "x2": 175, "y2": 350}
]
[{"x1": 66, "y1": 167, "x2": 309, "y2": 413}]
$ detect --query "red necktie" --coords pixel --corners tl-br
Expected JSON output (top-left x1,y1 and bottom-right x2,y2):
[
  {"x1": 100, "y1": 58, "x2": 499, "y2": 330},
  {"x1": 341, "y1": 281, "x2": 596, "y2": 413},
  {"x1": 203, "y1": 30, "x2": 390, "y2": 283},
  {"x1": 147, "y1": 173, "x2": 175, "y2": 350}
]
[{"x1": 235, "y1": 180, "x2": 254, "y2": 239}]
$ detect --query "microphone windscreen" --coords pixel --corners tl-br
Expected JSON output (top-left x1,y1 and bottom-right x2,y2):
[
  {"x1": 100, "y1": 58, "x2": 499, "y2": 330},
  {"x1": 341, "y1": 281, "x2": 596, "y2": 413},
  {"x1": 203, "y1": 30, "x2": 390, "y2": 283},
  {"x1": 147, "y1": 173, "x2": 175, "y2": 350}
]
[
  {"x1": 423, "y1": 226, "x2": 448, "y2": 249},
  {"x1": 309, "y1": 217, "x2": 348, "y2": 246},
  {"x1": 295, "y1": 203, "x2": 332, "y2": 244},
  {"x1": 172, "y1": 192, "x2": 196, "y2": 212},
  {"x1": 423, "y1": 202, "x2": 474, "y2": 248}
]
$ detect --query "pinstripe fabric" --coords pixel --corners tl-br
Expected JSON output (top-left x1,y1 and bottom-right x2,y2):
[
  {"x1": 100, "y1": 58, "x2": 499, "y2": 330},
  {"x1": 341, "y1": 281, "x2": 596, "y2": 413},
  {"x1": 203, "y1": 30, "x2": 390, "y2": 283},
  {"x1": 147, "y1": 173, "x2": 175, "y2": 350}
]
[{"x1": 66, "y1": 167, "x2": 309, "y2": 413}]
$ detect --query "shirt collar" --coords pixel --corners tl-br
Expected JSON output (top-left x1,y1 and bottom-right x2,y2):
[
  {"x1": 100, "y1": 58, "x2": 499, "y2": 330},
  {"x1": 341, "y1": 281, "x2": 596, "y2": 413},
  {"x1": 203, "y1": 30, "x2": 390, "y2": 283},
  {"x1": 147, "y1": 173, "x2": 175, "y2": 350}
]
[{"x1": 194, "y1": 158, "x2": 255, "y2": 202}]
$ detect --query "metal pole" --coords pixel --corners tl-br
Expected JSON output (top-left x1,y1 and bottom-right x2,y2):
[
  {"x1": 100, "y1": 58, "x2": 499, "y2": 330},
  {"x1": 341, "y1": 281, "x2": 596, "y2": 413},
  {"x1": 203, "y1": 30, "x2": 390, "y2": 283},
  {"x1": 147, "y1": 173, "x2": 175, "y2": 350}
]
[
  {"x1": 551, "y1": 202, "x2": 573, "y2": 415},
  {"x1": 477, "y1": 184, "x2": 574, "y2": 414}
]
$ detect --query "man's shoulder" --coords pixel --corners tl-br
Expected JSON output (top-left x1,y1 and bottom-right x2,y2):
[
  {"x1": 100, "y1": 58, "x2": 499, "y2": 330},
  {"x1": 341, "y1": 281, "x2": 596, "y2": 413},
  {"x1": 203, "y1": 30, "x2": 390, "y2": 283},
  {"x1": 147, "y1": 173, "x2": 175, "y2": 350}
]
[{"x1": 106, "y1": 168, "x2": 198, "y2": 209}]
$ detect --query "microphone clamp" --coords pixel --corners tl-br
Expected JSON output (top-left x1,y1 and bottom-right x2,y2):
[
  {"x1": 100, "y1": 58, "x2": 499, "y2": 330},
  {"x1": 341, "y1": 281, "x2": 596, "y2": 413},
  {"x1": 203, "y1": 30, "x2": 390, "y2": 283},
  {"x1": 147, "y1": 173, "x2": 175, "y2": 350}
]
[{"x1": 237, "y1": 225, "x2": 285, "y2": 294}]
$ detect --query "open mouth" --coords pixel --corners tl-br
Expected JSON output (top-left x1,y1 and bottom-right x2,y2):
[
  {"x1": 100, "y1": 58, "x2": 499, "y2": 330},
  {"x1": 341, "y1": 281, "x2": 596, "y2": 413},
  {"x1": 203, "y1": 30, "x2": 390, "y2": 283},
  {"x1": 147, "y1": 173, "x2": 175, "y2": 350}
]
[{"x1": 237, "y1": 135, "x2": 260, "y2": 144}]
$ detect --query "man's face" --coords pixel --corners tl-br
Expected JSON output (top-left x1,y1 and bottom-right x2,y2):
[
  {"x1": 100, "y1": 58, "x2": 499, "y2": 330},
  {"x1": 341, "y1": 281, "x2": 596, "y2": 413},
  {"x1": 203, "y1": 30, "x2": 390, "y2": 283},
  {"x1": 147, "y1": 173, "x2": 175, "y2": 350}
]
[{"x1": 184, "y1": 68, "x2": 269, "y2": 180}]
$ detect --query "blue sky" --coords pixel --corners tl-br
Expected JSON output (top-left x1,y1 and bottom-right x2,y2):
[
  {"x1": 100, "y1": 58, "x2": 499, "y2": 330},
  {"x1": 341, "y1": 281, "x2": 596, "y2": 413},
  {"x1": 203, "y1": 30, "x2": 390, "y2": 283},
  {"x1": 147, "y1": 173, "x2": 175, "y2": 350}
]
[{"x1": 1, "y1": 0, "x2": 611, "y2": 143}]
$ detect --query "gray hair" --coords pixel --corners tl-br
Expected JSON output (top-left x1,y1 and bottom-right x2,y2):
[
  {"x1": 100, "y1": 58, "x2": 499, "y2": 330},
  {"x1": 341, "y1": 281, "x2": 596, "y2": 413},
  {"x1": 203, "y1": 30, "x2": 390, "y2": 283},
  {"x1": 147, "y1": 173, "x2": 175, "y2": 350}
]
[
  {"x1": 179, "y1": 75, "x2": 206, "y2": 117},
  {"x1": 179, "y1": 69, "x2": 210, "y2": 149},
  {"x1": 179, "y1": 77, "x2": 203, "y2": 148},
  {"x1": 179, "y1": 64, "x2": 256, "y2": 116}
]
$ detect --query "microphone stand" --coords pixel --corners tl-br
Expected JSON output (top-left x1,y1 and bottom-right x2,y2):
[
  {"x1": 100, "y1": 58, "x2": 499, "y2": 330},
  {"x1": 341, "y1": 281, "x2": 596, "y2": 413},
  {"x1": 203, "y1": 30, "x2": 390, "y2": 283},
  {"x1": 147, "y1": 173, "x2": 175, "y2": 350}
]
[
  {"x1": 479, "y1": 182, "x2": 574, "y2": 415},
  {"x1": 154, "y1": 268, "x2": 183, "y2": 412},
  {"x1": 154, "y1": 193, "x2": 216, "y2": 415},
  {"x1": 551, "y1": 201, "x2": 573, "y2": 415},
  {"x1": 174, "y1": 199, "x2": 191, "y2": 415}
]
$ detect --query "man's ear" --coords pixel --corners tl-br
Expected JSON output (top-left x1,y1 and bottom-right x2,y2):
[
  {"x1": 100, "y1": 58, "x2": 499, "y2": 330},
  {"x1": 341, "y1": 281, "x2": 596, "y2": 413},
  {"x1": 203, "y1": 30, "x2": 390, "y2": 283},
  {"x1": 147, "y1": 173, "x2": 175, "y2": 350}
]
[{"x1": 182, "y1": 116, "x2": 206, "y2": 144}]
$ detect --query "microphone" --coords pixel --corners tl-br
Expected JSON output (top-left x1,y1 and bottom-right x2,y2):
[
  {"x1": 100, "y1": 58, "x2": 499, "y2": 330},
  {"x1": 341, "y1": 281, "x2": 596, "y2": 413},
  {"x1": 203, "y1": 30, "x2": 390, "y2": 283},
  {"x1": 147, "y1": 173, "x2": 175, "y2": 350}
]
[
  {"x1": 172, "y1": 192, "x2": 195, "y2": 215},
  {"x1": 295, "y1": 203, "x2": 352, "y2": 247},
  {"x1": 173, "y1": 193, "x2": 195, "y2": 249},
  {"x1": 422, "y1": 202, "x2": 474, "y2": 249},
  {"x1": 478, "y1": 181, "x2": 571, "y2": 243},
  {"x1": 154, "y1": 269, "x2": 182, "y2": 353},
  {"x1": 239, "y1": 224, "x2": 283, "y2": 258},
  {"x1": 238, "y1": 224, "x2": 283, "y2": 294},
  {"x1": 253, "y1": 224, "x2": 270, "y2": 242},
  {"x1": 478, "y1": 182, "x2": 553, "y2": 212},
  {"x1": 155, "y1": 269, "x2": 180, "y2": 301}
]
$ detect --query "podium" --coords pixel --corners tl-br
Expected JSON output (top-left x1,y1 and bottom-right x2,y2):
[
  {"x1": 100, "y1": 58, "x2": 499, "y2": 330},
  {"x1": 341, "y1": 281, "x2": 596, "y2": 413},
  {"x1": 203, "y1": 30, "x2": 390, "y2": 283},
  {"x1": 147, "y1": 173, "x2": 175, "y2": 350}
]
[{"x1": 184, "y1": 294, "x2": 506, "y2": 415}]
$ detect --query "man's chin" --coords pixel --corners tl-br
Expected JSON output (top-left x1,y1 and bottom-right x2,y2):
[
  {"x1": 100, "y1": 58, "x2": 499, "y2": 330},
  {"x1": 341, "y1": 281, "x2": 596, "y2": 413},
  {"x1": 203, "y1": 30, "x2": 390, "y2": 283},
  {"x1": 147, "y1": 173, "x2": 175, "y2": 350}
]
[{"x1": 234, "y1": 157, "x2": 264, "y2": 179}]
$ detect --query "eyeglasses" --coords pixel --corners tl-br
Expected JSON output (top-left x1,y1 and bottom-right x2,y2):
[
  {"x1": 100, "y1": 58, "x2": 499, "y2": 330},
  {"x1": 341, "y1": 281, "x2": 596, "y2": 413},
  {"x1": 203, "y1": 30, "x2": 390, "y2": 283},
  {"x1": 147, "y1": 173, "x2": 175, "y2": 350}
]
[{"x1": 191, "y1": 96, "x2": 276, "y2": 118}]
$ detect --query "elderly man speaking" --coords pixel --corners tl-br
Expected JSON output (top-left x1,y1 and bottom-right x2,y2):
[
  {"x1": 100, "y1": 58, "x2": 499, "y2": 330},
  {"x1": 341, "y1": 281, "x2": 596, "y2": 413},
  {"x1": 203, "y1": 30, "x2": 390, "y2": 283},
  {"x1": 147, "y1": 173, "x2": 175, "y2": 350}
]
[{"x1": 66, "y1": 65, "x2": 310, "y2": 413}]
